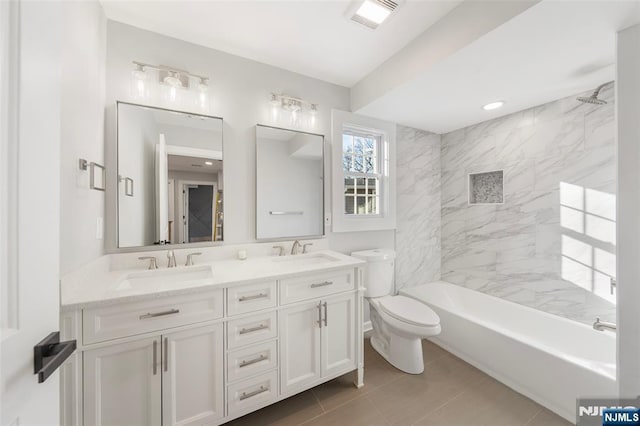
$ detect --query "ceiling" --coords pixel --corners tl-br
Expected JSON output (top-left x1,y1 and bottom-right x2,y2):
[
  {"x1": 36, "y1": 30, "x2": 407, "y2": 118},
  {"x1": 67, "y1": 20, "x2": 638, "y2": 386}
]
[
  {"x1": 100, "y1": 0, "x2": 462, "y2": 87},
  {"x1": 356, "y1": 0, "x2": 640, "y2": 133},
  {"x1": 168, "y1": 155, "x2": 222, "y2": 174}
]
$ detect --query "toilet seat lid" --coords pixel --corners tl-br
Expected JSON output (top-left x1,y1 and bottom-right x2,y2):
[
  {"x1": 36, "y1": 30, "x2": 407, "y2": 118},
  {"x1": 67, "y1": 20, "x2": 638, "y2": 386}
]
[{"x1": 378, "y1": 296, "x2": 440, "y2": 327}]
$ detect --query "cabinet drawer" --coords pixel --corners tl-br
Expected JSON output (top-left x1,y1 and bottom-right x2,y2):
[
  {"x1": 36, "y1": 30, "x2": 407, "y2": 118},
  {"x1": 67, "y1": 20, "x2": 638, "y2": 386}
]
[
  {"x1": 227, "y1": 281, "x2": 277, "y2": 316},
  {"x1": 227, "y1": 370, "x2": 278, "y2": 417},
  {"x1": 280, "y1": 269, "x2": 355, "y2": 305},
  {"x1": 227, "y1": 340, "x2": 278, "y2": 383},
  {"x1": 227, "y1": 311, "x2": 277, "y2": 349},
  {"x1": 83, "y1": 290, "x2": 223, "y2": 344}
]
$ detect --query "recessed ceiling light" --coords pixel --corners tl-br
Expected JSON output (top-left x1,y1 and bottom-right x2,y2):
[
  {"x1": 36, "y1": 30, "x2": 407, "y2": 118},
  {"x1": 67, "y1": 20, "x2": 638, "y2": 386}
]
[
  {"x1": 351, "y1": 0, "x2": 397, "y2": 29},
  {"x1": 205, "y1": 161, "x2": 213, "y2": 166},
  {"x1": 482, "y1": 101, "x2": 505, "y2": 111}
]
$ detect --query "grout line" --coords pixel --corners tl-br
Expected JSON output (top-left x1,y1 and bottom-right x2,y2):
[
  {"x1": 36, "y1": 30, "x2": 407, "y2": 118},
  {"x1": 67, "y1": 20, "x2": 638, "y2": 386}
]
[
  {"x1": 310, "y1": 388, "x2": 326, "y2": 413},
  {"x1": 523, "y1": 407, "x2": 544, "y2": 426},
  {"x1": 409, "y1": 376, "x2": 491, "y2": 426}
]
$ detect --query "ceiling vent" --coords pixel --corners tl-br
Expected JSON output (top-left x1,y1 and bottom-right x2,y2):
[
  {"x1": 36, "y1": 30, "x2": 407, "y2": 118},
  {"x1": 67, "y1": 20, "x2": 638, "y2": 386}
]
[{"x1": 350, "y1": 0, "x2": 398, "y2": 30}]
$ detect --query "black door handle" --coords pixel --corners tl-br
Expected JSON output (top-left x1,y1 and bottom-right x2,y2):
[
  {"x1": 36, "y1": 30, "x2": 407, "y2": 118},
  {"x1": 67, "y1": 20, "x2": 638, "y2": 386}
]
[{"x1": 34, "y1": 332, "x2": 76, "y2": 383}]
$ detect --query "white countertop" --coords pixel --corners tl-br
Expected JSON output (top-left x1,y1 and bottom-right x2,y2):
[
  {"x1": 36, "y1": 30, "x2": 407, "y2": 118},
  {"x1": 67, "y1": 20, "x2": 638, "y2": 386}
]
[{"x1": 61, "y1": 249, "x2": 364, "y2": 311}]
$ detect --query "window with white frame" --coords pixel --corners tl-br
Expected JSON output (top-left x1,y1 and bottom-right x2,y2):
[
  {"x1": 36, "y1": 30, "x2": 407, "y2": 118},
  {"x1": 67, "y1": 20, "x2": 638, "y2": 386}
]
[
  {"x1": 331, "y1": 110, "x2": 396, "y2": 233},
  {"x1": 342, "y1": 130, "x2": 381, "y2": 215}
]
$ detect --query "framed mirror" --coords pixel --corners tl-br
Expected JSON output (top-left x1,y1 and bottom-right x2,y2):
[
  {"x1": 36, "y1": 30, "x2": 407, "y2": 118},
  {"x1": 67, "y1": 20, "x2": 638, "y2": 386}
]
[
  {"x1": 255, "y1": 125, "x2": 324, "y2": 240},
  {"x1": 117, "y1": 102, "x2": 223, "y2": 248}
]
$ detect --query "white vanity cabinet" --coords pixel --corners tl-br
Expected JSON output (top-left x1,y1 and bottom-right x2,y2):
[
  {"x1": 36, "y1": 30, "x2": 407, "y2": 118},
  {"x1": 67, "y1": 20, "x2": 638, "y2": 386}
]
[
  {"x1": 82, "y1": 324, "x2": 225, "y2": 426},
  {"x1": 280, "y1": 292, "x2": 357, "y2": 396},
  {"x1": 61, "y1": 263, "x2": 363, "y2": 426}
]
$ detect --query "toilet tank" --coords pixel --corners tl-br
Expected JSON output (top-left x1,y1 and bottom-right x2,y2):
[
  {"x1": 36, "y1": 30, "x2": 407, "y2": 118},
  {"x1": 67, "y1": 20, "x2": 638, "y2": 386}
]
[{"x1": 350, "y1": 249, "x2": 396, "y2": 298}]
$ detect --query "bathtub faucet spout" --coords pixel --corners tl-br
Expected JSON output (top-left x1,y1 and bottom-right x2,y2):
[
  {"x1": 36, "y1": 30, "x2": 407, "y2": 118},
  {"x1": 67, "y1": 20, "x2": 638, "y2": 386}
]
[{"x1": 593, "y1": 318, "x2": 616, "y2": 332}]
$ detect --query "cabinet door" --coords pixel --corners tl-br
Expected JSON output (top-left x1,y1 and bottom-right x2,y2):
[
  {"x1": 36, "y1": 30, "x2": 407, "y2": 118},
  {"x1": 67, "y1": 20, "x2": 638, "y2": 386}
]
[
  {"x1": 84, "y1": 337, "x2": 161, "y2": 426},
  {"x1": 321, "y1": 293, "x2": 357, "y2": 377},
  {"x1": 162, "y1": 323, "x2": 224, "y2": 426},
  {"x1": 279, "y1": 301, "x2": 322, "y2": 396}
]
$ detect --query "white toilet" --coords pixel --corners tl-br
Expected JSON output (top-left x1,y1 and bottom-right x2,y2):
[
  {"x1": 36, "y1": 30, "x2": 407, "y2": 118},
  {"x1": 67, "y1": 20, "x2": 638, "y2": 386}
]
[{"x1": 351, "y1": 249, "x2": 441, "y2": 374}]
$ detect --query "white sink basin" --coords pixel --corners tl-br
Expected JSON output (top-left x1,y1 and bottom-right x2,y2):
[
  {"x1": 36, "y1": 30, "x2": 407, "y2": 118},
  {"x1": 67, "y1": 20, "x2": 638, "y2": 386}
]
[
  {"x1": 116, "y1": 266, "x2": 214, "y2": 291},
  {"x1": 272, "y1": 253, "x2": 341, "y2": 266}
]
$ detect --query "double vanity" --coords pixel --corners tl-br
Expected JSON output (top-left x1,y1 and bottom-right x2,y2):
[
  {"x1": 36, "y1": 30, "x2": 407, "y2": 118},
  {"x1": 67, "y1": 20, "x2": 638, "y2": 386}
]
[{"x1": 60, "y1": 244, "x2": 365, "y2": 425}]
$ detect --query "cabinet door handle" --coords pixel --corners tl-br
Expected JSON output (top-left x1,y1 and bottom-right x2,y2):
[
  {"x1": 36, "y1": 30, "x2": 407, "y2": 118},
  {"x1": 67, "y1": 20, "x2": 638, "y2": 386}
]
[
  {"x1": 323, "y1": 301, "x2": 328, "y2": 326},
  {"x1": 152, "y1": 340, "x2": 158, "y2": 375},
  {"x1": 310, "y1": 281, "x2": 333, "y2": 288},
  {"x1": 239, "y1": 354, "x2": 267, "y2": 368},
  {"x1": 317, "y1": 302, "x2": 322, "y2": 328},
  {"x1": 239, "y1": 385, "x2": 269, "y2": 401},
  {"x1": 139, "y1": 309, "x2": 180, "y2": 320},
  {"x1": 239, "y1": 324, "x2": 268, "y2": 335},
  {"x1": 238, "y1": 293, "x2": 268, "y2": 302},
  {"x1": 164, "y1": 337, "x2": 168, "y2": 372}
]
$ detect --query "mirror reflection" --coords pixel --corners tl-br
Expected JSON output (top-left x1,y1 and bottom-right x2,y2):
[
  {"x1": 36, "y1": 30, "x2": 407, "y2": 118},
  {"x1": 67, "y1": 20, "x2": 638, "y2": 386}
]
[
  {"x1": 117, "y1": 102, "x2": 223, "y2": 248},
  {"x1": 255, "y1": 125, "x2": 324, "y2": 240}
]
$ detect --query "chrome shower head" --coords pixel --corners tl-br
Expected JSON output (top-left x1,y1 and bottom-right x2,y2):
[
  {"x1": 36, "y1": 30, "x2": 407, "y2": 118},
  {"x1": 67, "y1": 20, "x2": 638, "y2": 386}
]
[{"x1": 577, "y1": 81, "x2": 612, "y2": 105}]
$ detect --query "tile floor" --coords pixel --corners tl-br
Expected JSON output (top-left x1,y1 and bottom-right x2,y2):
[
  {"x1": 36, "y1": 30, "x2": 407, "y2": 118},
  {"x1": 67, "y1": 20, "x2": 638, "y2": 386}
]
[{"x1": 226, "y1": 339, "x2": 572, "y2": 426}]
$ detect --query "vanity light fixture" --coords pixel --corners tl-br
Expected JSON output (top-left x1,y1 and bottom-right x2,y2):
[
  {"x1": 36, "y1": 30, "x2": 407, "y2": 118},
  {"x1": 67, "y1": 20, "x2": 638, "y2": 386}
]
[
  {"x1": 482, "y1": 101, "x2": 505, "y2": 111},
  {"x1": 351, "y1": 0, "x2": 398, "y2": 30},
  {"x1": 270, "y1": 93, "x2": 318, "y2": 115},
  {"x1": 131, "y1": 61, "x2": 210, "y2": 93}
]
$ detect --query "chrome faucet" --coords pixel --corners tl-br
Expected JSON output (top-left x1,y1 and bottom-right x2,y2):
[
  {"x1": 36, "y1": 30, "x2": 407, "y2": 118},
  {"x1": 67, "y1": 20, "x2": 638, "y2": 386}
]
[
  {"x1": 302, "y1": 243, "x2": 313, "y2": 254},
  {"x1": 291, "y1": 240, "x2": 302, "y2": 255},
  {"x1": 272, "y1": 245, "x2": 285, "y2": 256},
  {"x1": 593, "y1": 318, "x2": 616, "y2": 332},
  {"x1": 185, "y1": 252, "x2": 202, "y2": 266},
  {"x1": 139, "y1": 256, "x2": 158, "y2": 270},
  {"x1": 167, "y1": 250, "x2": 177, "y2": 268}
]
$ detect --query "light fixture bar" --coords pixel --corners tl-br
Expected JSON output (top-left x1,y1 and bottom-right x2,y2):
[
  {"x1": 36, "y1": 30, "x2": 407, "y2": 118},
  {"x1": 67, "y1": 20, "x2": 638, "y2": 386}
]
[
  {"x1": 270, "y1": 93, "x2": 318, "y2": 113},
  {"x1": 132, "y1": 61, "x2": 208, "y2": 82}
]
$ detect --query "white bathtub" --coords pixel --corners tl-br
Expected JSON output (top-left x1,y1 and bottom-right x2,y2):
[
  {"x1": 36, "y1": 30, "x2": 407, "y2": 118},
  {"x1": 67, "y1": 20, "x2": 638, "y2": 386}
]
[{"x1": 400, "y1": 281, "x2": 616, "y2": 424}]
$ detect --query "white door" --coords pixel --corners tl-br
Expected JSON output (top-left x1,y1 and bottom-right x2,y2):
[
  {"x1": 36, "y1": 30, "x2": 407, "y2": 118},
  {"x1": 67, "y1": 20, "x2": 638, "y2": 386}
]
[
  {"x1": 83, "y1": 337, "x2": 162, "y2": 426},
  {"x1": 1, "y1": 2, "x2": 64, "y2": 424},
  {"x1": 156, "y1": 133, "x2": 168, "y2": 243},
  {"x1": 321, "y1": 294, "x2": 357, "y2": 377},
  {"x1": 162, "y1": 324, "x2": 224, "y2": 426},
  {"x1": 279, "y1": 301, "x2": 322, "y2": 395}
]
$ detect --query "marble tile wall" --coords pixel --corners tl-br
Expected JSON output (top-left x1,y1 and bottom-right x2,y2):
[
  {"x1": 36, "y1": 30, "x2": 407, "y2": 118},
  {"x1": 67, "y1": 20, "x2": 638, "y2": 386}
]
[
  {"x1": 395, "y1": 126, "x2": 442, "y2": 290},
  {"x1": 440, "y1": 85, "x2": 617, "y2": 325}
]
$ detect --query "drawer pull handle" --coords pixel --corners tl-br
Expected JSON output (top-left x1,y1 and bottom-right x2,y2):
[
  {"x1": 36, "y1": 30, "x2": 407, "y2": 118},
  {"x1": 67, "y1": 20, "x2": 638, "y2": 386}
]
[
  {"x1": 238, "y1": 293, "x2": 268, "y2": 302},
  {"x1": 139, "y1": 309, "x2": 180, "y2": 320},
  {"x1": 310, "y1": 281, "x2": 333, "y2": 288},
  {"x1": 239, "y1": 324, "x2": 268, "y2": 335},
  {"x1": 239, "y1": 354, "x2": 267, "y2": 368},
  {"x1": 239, "y1": 385, "x2": 269, "y2": 401}
]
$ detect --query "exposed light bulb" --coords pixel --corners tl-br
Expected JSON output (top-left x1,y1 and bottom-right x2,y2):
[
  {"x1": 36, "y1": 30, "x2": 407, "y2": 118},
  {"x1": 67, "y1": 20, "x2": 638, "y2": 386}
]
[
  {"x1": 164, "y1": 71, "x2": 183, "y2": 88},
  {"x1": 169, "y1": 86, "x2": 177, "y2": 102},
  {"x1": 270, "y1": 93, "x2": 280, "y2": 106},
  {"x1": 310, "y1": 104, "x2": 318, "y2": 115},
  {"x1": 198, "y1": 77, "x2": 209, "y2": 92},
  {"x1": 132, "y1": 63, "x2": 147, "y2": 80}
]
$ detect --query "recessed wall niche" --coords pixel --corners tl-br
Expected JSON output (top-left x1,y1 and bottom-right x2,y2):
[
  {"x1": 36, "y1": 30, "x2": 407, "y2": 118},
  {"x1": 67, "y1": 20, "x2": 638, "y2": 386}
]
[{"x1": 468, "y1": 170, "x2": 504, "y2": 204}]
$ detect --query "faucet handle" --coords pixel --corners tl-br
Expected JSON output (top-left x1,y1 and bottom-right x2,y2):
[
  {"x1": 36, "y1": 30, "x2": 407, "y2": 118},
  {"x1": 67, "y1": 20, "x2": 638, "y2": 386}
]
[
  {"x1": 166, "y1": 250, "x2": 177, "y2": 268},
  {"x1": 185, "y1": 252, "x2": 202, "y2": 266},
  {"x1": 138, "y1": 256, "x2": 158, "y2": 270},
  {"x1": 302, "y1": 243, "x2": 313, "y2": 254},
  {"x1": 272, "y1": 245, "x2": 285, "y2": 256}
]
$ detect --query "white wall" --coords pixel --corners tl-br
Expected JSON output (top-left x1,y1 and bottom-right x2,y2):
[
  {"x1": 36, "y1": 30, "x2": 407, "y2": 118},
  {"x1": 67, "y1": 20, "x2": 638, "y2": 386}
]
[
  {"x1": 616, "y1": 23, "x2": 640, "y2": 398},
  {"x1": 59, "y1": 1, "x2": 106, "y2": 275},
  {"x1": 104, "y1": 21, "x2": 394, "y2": 254}
]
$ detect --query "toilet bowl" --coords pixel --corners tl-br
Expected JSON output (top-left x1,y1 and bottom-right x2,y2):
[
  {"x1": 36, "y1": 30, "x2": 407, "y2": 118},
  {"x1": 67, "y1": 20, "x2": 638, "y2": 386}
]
[{"x1": 351, "y1": 249, "x2": 441, "y2": 374}]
